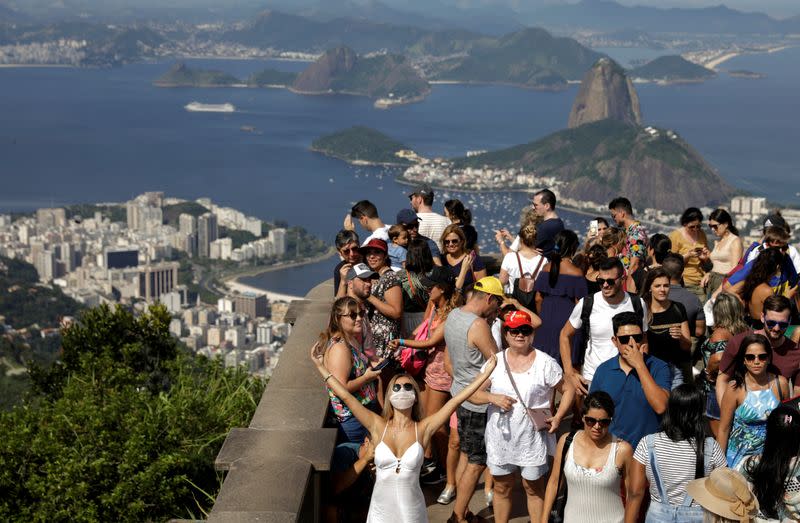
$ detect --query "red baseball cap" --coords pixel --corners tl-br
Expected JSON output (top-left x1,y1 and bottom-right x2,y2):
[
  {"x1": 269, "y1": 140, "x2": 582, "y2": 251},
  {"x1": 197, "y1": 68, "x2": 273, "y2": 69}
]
[
  {"x1": 359, "y1": 238, "x2": 388, "y2": 254},
  {"x1": 503, "y1": 310, "x2": 533, "y2": 329}
]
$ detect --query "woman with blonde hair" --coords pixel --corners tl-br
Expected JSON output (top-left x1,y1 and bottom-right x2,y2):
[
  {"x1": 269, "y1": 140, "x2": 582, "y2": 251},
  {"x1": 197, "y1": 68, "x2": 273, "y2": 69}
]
[
  {"x1": 319, "y1": 296, "x2": 383, "y2": 444},
  {"x1": 311, "y1": 341, "x2": 497, "y2": 522},
  {"x1": 442, "y1": 224, "x2": 486, "y2": 289},
  {"x1": 499, "y1": 223, "x2": 544, "y2": 302}
]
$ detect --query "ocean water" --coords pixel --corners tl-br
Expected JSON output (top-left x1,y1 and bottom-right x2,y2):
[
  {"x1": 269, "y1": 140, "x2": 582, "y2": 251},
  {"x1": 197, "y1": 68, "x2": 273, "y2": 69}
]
[{"x1": 1, "y1": 48, "x2": 798, "y2": 295}]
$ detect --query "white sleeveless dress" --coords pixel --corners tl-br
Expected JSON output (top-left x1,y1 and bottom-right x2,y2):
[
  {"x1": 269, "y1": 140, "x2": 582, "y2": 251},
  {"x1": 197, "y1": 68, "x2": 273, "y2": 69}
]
[
  {"x1": 563, "y1": 434, "x2": 624, "y2": 523},
  {"x1": 367, "y1": 423, "x2": 428, "y2": 523}
]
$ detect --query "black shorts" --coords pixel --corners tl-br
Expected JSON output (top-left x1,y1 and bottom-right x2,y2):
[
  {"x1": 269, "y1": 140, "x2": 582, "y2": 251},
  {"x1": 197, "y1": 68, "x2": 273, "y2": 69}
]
[{"x1": 456, "y1": 406, "x2": 487, "y2": 465}]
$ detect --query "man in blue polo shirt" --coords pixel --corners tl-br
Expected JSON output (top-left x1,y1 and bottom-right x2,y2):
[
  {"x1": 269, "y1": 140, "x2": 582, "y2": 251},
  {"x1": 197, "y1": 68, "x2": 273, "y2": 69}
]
[{"x1": 590, "y1": 311, "x2": 671, "y2": 447}]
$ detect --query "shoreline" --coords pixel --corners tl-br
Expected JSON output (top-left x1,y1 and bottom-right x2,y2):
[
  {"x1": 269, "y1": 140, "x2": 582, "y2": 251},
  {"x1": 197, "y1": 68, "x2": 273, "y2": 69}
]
[{"x1": 222, "y1": 247, "x2": 337, "y2": 299}]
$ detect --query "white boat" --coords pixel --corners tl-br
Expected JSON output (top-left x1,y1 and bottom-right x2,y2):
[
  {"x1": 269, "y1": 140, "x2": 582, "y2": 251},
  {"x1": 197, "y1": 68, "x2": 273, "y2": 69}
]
[{"x1": 184, "y1": 102, "x2": 235, "y2": 113}]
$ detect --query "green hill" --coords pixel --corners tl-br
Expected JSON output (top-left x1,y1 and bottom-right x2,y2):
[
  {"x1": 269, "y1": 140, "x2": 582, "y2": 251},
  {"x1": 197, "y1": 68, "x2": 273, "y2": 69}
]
[
  {"x1": 454, "y1": 119, "x2": 734, "y2": 211},
  {"x1": 247, "y1": 68, "x2": 298, "y2": 87},
  {"x1": 311, "y1": 126, "x2": 412, "y2": 165},
  {"x1": 430, "y1": 27, "x2": 602, "y2": 89},
  {"x1": 154, "y1": 63, "x2": 240, "y2": 87},
  {"x1": 630, "y1": 55, "x2": 716, "y2": 82}
]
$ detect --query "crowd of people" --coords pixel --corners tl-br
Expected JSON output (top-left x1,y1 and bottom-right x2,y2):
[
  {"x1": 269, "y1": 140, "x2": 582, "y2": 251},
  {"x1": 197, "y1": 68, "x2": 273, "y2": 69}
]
[{"x1": 313, "y1": 184, "x2": 800, "y2": 523}]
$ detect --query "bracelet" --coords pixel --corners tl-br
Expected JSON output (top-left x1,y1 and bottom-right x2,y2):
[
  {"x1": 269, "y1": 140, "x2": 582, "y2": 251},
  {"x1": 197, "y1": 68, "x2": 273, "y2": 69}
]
[
  {"x1": 323, "y1": 373, "x2": 333, "y2": 383},
  {"x1": 399, "y1": 338, "x2": 405, "y2": 346}
]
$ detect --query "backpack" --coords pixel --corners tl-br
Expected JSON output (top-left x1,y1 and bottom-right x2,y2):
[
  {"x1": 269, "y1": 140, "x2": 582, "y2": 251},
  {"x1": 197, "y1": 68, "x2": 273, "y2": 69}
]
[
  {"x1": 722, "y1": 241, "x2": 760, "y2": 286},
  {"x1": 511, "y1": 253, "x2": 545, "y2": 308},
  {"x1": 573, "y1": 293, "x2": 644, "y2": 367}
]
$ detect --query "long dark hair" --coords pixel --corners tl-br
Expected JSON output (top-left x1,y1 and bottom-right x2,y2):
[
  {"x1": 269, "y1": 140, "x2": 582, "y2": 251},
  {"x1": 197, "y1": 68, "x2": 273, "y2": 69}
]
[
  {"x1": 445, "y1": 199, "x2": 472, "y2": 225},
  {"x1": 405, "y1": 238, "x2": 433, "y2": 274},
  {"x1": 709, "y1": 208, "x2": 739, "y2": 236},
  {"x1": 641, "y1": 267, "x2": 671, "y2": 322},
  {"x1": 661, "y1": 385, "x2": 708, "y2": 469},
  {"x1": 741, "y1": 247, "x2": 784, "y2": 304},
  {"x1": 649, "y1": 233, "x2": 672, "y2": 265},
  {"x1": 725, "y1": 333, "x2": 773, "y2": 387},
  {"x1": 745, "y1": 405, "x2": 800, "y2": 519},
  {"x1": 549, "y1": 230, "x2": 579, "y2": 287}
]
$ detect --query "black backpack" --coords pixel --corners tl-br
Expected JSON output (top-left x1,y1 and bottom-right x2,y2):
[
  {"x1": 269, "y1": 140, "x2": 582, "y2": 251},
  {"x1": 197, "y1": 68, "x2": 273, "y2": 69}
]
[{"x1": 573, "y1": 293, "x2": 644, "y2": 367}]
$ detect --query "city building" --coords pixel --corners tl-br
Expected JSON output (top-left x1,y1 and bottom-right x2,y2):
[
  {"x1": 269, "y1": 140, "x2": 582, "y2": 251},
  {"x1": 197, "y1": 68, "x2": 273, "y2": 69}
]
[
  {"x1": 137, "y1": 261, "x2": 179, "y2": 303},
  {"x1": 232, "y1": 291, "x2": 269, "y2": 319},
  {"x1": 198, "y1": 213, "x2": 218, "y2": 258},
  {"x1": 105, "y1": 248, "x2": 139, "y2": 269},
  {"x1": 268, "y1": 228, "x2": 287, "y2": 257}
]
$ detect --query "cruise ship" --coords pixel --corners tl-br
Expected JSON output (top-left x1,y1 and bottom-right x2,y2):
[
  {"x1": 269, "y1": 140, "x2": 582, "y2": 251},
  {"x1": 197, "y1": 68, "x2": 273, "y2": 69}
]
[{"x1": 184, "y1": 102, "x2": 236, "y2": 113}]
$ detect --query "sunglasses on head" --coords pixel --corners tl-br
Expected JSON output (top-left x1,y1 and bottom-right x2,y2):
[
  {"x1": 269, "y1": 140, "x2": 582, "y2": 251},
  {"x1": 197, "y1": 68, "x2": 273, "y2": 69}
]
[
  {"x1": 443, "y1": 239, "x2": 461, "y2": 246},
  {"x1": 617, "y1": 333, "x2": 644, "y2": 345},
  {"x1": 508, "y1": 326, "x2": 533, "y2": 336},
  {"x1": 765, "y1": 319, "x2": 790, "y2": 330},
  {"x1": 339, "y1": 311, "x2": 365, "y2": 321},
  {"x1": 744, "y1": 353, "x2": 769, "y2": 362},
  {"x1": 584, "y1": 416, "x2": 612, "y2": 428},
  {"x1": 598, "y1": 276, "x2": 620, "y2": 286},
  {"x1": 392, "y1": 383, "x2": 414, "y2": 392}
]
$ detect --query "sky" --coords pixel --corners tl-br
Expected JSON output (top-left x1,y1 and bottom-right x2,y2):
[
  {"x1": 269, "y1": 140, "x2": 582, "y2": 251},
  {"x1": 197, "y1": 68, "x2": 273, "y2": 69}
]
[{"x1": 599, "y1": 0, "x2": 797, "y2": 17}]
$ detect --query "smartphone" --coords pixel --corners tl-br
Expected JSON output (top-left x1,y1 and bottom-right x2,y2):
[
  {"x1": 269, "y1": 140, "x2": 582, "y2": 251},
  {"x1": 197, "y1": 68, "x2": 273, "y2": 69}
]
[
  {"x1": 589, "y1": 220, "x2": 598, "y2": 237},
  {"x1": 529, "y1": 408, "x2": 552, "y2": 431},
  {"x1": 371, "y1": 359, "x2": 391, "y2": 372}
]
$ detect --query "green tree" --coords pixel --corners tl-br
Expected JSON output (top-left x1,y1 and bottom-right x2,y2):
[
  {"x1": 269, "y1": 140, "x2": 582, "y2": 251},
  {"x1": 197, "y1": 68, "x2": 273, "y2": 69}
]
[{"x1": 0, "y1": 304, "x2": 265, "y2": 522}]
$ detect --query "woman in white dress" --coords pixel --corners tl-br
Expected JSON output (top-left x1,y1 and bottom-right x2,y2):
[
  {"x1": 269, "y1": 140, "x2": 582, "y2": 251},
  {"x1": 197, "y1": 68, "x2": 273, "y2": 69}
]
[
  {"x1": 471, "y1": 310, "x2": 574, "y2": 523},
  {"x1": 311, "y1": 342, "x2": 496, "y2": 522}
]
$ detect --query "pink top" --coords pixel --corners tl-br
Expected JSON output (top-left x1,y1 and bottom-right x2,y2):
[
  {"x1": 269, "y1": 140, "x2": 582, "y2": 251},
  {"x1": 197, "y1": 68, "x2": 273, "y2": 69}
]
[{"x1": 424, "y1": 316, "x2": 452, "y2": 392}]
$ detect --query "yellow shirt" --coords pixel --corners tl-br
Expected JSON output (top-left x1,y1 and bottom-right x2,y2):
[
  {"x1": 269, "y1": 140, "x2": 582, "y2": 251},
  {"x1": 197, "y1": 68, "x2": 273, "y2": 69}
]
[{"x1": 669, "y1": 228, "x2": 709, "y2": 286}]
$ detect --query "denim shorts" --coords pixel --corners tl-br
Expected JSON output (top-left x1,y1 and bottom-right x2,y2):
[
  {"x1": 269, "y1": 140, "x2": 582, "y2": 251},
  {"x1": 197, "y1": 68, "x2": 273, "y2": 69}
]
[
  {"x1": 645, "y1": 500, "x2": 703, "y2": 523},
  {"x1": 488, "y1": 462, "x2": 549, "y2": 481},
  {"x1": 457, "y1": 406, "x2": 487, "y2": 465}
]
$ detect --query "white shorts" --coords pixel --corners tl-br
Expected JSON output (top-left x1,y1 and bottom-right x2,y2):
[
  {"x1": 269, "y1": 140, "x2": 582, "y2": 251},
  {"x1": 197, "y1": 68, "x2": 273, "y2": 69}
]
[{"x1": 488, "y1": 462, "x2": 549, "y2": 481}]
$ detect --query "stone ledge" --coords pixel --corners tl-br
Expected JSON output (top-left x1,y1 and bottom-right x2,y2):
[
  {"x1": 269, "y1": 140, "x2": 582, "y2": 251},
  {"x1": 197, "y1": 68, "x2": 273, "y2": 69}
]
[{"x1": 215, "y1": 427, "x2": 338, "y2": 472}]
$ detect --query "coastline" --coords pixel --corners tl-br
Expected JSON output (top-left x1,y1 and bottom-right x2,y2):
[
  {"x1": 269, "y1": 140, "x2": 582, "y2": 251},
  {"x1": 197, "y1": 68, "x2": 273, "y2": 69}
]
[
  {"x1": 222, "y1": 247, "x2": 337, "y2": 299},
  {"x1": 309, "y1": 146, "x2": 410, "y2": 167}
]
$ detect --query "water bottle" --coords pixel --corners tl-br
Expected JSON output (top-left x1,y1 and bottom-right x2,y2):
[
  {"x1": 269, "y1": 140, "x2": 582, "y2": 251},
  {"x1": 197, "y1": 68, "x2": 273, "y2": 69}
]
[{"x1": 497, "y1": 410, "x2": 512, "y2": 438}]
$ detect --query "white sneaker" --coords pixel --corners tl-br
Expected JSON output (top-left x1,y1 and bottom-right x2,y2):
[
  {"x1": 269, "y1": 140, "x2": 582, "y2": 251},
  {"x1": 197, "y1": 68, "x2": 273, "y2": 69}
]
[
  {"x1": 485, "y1": 489, "x2": 494, "y2": 506},
  {"x1": 437, "y1": 485, "x2": 456, "y2": 505}
]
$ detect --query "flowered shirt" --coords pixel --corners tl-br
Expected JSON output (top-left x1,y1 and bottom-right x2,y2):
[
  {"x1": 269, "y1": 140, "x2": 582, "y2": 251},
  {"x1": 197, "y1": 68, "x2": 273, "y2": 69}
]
[
  {"x1": 369, "y1": 269, "x2": 401, "y2": 358},
  {"x1": 621, "y1": 221, "x2": 648, "y2": 270},
  {"x1": 326, "y1": 337, "x2": 377, "y2": 421}
]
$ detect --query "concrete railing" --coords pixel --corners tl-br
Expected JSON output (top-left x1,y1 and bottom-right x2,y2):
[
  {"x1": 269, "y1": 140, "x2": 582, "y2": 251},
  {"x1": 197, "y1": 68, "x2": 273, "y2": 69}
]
[{"x1": 209, "y1": 279, "x2": 336, "y2": 523}]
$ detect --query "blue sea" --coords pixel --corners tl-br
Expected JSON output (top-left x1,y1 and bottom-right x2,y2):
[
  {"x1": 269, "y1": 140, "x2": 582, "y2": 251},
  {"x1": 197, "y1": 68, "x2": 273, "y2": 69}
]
[{"x1": 1, "y1": 47, "x2": 798, "y2": 295}]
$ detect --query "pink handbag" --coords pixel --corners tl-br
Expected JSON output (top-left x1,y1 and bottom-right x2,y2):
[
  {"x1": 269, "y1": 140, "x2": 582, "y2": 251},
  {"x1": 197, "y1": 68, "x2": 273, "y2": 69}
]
[{"x1": 398, "y1": 310, "x2": 433, "y2": 376}]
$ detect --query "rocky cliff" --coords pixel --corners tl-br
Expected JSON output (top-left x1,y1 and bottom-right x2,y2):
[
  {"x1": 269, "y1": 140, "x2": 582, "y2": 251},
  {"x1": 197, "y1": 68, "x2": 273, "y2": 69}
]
[
  {"x1": 291, "y1": 46, "x2": 429, "y2": 100},
  {"x1": 568, "y1": 58, "x2": 642, "y2": 129}
]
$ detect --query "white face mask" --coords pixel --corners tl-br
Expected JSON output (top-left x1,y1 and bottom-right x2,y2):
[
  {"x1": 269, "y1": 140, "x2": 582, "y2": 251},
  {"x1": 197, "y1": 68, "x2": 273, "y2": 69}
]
[{"x1": 389, "y1": 390, "x2": 416, "y2": 410}]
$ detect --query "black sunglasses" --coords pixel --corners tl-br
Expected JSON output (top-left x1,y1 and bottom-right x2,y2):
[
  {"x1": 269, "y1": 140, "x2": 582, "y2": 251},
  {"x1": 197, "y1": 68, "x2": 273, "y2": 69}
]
[
  {"x1": 765, "y1": 319, "x2": 790, "y2": 330},
  {"x1": 744, "y1": 353, "x2": 769, "y2": 362},
  {"x1": 597, "y1": 276, "x2": 620, "y2": 287},
  {"x1": 340, "y1": 247, "x2": 359, "y2": 255},
  {"x1": 584, "y1": 416, "x2": 612, "y2": 428},
  {"x1": 443, "y1": 239, "x2": 461, "y2": 246},
  {"x1": 508, "y1": 326, "x2": 534, "y2": 336},
  {"x1": 339, "y1": 311, "x2": 365, "y2": 321},
  {"x1": 392, "y1": 383, "x2": 414, "y2": 392},
  {"x1": 617, "y1": 333, "x2": 644, "y2": 345}
]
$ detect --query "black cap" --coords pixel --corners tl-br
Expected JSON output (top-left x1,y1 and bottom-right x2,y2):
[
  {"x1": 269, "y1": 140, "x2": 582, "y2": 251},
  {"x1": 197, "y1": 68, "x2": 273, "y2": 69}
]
[
  {"x1": 420, "y1": 267, "x2": 454, "y2": 290},
  {"x1": 396, "y1": 208, "x2": 419, "y2": 225},
  {"x1": 764, "y1": 213, "x2": 788, "y2": 231},
  {"x1": 408, "y1": 183, "x2": 433, "y2": 198}
]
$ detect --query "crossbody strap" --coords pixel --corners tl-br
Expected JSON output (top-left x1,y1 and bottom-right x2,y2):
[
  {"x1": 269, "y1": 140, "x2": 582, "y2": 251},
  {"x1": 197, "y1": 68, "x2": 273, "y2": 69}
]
[
  {"x1": 501, "y1": 351, "x2": 540, "y2": 430},
  {"x1": 515, "y1": 252, "x2": 524, "y2": 277}
]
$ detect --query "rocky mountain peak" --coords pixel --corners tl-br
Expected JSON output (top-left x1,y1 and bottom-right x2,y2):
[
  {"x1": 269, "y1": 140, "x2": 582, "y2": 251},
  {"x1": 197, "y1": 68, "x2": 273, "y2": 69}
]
[
  {"x1": 568, "y1": 57, "x2": 642, "y2": 129},
  {"x1": 292, "y1": 46, "x2": 358, "y2": 93}
]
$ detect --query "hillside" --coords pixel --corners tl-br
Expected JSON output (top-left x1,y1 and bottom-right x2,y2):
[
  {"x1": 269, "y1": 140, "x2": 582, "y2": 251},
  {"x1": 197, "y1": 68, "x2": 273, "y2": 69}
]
[
  {"x1": 453, "y1": 119, "x2": 735, "y2": 211},
  {"x1": 569, "y1": 58, "x2": 641, "y2": 129},
  {"x1": 247, "y1": 68, "x2": 298, "y2": 87},
  {"x1": 630, "y1": 55, "x2": 716, "y2": 83},
  {"x1": 430, "y1": 27, "x2": 602, "y2": 89},
  {"x1": 154, "y1": 63, "x2": 240, "y2": 87},
  {"x1": 292, "y1": 47, "x2": 430, "y2": 100},
  {"x1": 311, "y1": 126, "x2": 412, "y2": 165}
]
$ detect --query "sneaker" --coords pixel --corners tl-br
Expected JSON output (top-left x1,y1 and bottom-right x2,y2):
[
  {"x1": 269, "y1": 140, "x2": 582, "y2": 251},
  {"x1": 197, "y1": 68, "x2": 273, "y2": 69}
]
[
  {"x1": 485, "y1": 489, "x2": 494, "y2": 506},
  {"x1": 421, "y1": 467, "x2": 446, "y2": 485},
  {"x1": 437, "y1": 485, "x2": 456, "y2": 505},
  {"x1": 420, "y1": 458, "x2": 437, "y2": 477}
]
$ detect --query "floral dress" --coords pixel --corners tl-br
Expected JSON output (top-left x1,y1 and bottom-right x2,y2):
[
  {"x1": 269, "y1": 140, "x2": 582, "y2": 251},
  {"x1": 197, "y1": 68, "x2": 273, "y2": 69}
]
[{"x1": 369, "y1": 269, "x2": 401, "y2": 358}]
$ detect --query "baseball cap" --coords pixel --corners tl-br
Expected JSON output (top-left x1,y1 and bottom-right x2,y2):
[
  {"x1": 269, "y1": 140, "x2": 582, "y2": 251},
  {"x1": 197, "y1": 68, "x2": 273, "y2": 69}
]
[
  {"x1": 359, "y1": 238, "x2": 388, "y2": 254},
  {"x1": 473, "y1": 276, "x2": 504, "y2": 298},
  {"x1": 763, "y1": 213, "x2": 788, "y2": 231},
  {"x1": 504, "y1": 310, "x2": 533, "y2": 328},
  {"x1": 396, "y1": 208, "x2": 420, "y2": 225},
  {"x1": 420, "y1": 267, "x2": 454, "y2": 290},
  {"x1": 686, "y1": 468, "x2": 758, "y2": 522},
  {"x1": 345, "y1": 263, "x2": 378, "y2": 281},
  {"x1": 408, "y1": 183, "x2": 433, "y2": 198}
]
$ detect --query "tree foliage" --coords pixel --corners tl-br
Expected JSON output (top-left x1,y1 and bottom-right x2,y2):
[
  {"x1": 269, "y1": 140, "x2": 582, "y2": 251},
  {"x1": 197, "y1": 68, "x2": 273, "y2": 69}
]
[{"x1": 0, "y1": 304, "x2": 265, "y2": 522}]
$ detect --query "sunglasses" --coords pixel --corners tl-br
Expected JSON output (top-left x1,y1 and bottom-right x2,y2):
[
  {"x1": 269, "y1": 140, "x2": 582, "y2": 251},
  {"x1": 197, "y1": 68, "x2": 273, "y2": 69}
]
[
  {"x1": 765, "y1": 319, "x2": 790, "y2": 330},
  {"x1": 584, "y1": 416, "x2": 612, "y2": 428},
  {"x1": 617, "y1": 333, "x2": 644, "y2": 345},
  {"x1": 340, "y1": 247, "x2": 359, "y2": 255},
  {"x1": 392, "y1": 383, "x2": 414, "y2": 392},
  {"x1": 744, "y1": 353, "x2": 769, "y2": 362},
  {"x1": 686, "y1": 224, "x2": 701, "y2": 230},
  {"x1": 339, "y1": 311, "x2": 365, "y2": 321},
  {"x1": 708, "y1": 223, "x2": 720, "y2": 230},
  {"x1": 406, "y1": 222, "x2": 419, "y2": 229},
  {"x1": 508, "y1": 326, "x2": 534, "y2": 336},
  {"x1": 443, "y1": 239, "x2": 461, "y2": 246},
  {"x1": 597, "y1": 276, "x2": 620, "y2": 287}
]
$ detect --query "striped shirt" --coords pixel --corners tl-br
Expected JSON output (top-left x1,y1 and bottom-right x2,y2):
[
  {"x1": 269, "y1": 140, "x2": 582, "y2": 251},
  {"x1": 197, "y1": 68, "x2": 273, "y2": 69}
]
[{"x1": 634, "y1": 432, "x2": 727, "y2": 505}]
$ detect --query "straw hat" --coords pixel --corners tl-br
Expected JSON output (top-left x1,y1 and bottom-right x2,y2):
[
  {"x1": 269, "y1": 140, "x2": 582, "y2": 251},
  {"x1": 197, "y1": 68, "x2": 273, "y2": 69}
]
[{"x1": 686, "y1": 468, "x2": 759, "y2": 522}]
